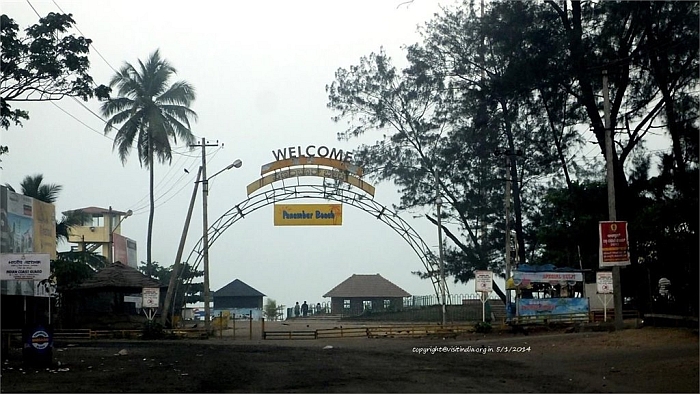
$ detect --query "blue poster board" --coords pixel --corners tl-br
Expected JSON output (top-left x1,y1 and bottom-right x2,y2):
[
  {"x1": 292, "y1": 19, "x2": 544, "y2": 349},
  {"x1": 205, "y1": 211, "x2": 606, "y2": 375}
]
[{"x1": 517, "y1": 298, "x2": 589, "y2": 317}]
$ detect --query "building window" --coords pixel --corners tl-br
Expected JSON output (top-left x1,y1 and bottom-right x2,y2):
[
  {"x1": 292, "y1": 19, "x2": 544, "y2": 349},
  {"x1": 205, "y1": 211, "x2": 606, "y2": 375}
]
[
  {"x1": 363, "y1": 300, "x2": 372, "y2": 310},
  {"x1": 90, "y1": 215, "x2": 104, "y2": 227},
  {"x1": 383, "y1": 299, "x2": 391, "y2": 309},
  {"x1": 343, "y1": 299, "x2": 350, "y2": 309}
]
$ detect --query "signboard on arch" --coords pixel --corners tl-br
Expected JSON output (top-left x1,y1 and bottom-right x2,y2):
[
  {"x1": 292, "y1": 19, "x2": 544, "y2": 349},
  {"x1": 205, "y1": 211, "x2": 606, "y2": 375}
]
[{"x1": 274, "y1": 204, "x2": 343, "y2": 226}]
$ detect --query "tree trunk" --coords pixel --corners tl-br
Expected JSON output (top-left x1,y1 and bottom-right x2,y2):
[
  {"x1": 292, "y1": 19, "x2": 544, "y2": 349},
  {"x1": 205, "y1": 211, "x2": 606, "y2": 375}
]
[
  {"x1": 147, "y1": 135, "x2": 154, "y2": 278},
  {"x1": 426, "y1": 215, "x2": 507, "y2": 304},
  {"x1": 500, "y1": 99, "x2": 527, "y2": 265}
]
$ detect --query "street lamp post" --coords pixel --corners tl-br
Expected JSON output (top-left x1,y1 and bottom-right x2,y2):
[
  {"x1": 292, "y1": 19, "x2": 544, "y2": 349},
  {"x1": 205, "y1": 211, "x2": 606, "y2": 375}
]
[
  {"x1": 202, "y1": 158, "x2": 242, "y2": 334},
  {"x1": 109, "y1": 208, "x2": 133, "y2": 264}
]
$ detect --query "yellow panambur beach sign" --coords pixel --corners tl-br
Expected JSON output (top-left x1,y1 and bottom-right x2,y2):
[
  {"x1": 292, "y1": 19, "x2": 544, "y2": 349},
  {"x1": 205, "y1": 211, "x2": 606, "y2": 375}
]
[
  {"x1": 274, "y1": 203, "x2": 343, "y2": 226},
  {"x1": 246, "y1": 146, "x2": 376, "y2": 197}
]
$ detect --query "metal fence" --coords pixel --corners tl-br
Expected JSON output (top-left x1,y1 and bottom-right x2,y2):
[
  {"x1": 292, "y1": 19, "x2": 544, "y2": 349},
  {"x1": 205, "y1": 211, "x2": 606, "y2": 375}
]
[{"x1": 404, "y1": 293, "x2": 500, "y2": 308}]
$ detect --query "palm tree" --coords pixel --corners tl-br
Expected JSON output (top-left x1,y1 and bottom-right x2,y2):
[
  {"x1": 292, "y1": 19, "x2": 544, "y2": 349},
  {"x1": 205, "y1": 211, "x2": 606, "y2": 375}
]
[
  {"x1": 8, "y1": 174, "x2": 88, "y2": 243},
  {"x1": 100, "y1": 49, "x2": 197, "y2": 274},
  {"x1": 19, "y1": 174, "x2": 62, "y2": 203}
]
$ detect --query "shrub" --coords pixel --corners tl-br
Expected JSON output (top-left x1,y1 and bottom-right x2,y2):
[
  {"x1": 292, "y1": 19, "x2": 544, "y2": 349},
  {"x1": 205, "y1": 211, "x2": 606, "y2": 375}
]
[
  {"x1": 474, "y1": 321, "x2": 492, "y2": 334},
  {"x1": 142, "y1": 320, "x2": 165, "y2": 340}
]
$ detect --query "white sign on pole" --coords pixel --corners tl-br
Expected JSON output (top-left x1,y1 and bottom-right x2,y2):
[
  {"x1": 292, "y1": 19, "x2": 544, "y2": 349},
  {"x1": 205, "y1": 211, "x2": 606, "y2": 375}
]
[
  {"x1": 596, "y1": 271, "x2": 614, "y2": 294},
  {"x1": 475, "y1": 270, "x2": 493, "y2": 293},
  {"x1": 142, "y1": 287, "x2": 160, "y2": 308},
  {"x1": 0, "y1": 254, "x2": 50, "y2": 281}
]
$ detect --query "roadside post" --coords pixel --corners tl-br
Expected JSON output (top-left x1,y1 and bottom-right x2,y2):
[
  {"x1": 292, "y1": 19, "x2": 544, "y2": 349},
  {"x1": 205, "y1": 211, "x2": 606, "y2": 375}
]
[
  {"x1": 596, "y1": 271, "x2": 614, "y2": 322},
  {"x1": 475, "y1": 270, "x2": 493, "y2": 322},
  {"x1": 142, "y1": 287, "x2": 159, "y2": 321}
]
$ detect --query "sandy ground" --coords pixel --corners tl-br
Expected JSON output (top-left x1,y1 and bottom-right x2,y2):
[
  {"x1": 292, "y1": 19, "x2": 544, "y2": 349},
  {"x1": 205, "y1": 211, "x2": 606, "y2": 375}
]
[{"x1": 1, "y1": 323, "x2": 697, "y2": 393}]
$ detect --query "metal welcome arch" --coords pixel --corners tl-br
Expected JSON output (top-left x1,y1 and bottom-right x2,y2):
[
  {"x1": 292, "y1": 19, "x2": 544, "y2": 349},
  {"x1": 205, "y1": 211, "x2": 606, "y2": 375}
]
[{"x1": 181, "y1": 162, "x2": 448, "y2": 301}]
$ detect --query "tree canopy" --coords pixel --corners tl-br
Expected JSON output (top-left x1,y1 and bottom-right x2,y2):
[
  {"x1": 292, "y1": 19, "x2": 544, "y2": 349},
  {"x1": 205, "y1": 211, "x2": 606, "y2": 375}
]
[
  {"x1": 1, "y1": 12, "x2": 108, "y2": 130},
  {"x1": 327, "y1": 0, "x2": 698, "y2": 313}
]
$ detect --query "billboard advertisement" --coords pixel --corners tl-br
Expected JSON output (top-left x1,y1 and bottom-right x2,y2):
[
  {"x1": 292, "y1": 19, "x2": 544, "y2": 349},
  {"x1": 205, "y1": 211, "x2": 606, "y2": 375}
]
[
  {"x1": 33, "y1": 199, "x2": 56, "y2": 259},
  {"x1": 274, "y1": 204, "x2": 343, "y2": 226},
  {"x1": 113, "y1": 233, "x2": 138, "y2": 269},
  {"x1": 4, "y1": 188, "x2": 34, "y2": 254},
  {"x1": 1, "y1": 186, "x2": 57, "y2": 296}
]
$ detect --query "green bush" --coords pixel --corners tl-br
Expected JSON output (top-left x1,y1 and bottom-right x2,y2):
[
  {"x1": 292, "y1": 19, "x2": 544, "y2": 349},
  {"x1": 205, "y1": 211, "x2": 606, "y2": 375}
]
[
  {"x1": 474, "y1": 321, "x2": 492, "y2": 334},
  {"x1": 142, "y1": 320, "x2": 165, "y2": 340}
]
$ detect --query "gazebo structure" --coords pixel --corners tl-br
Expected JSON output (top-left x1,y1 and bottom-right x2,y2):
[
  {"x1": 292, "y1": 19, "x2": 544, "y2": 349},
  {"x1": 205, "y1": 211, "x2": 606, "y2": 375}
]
[{"x1": 323, "y1": 274, "x2": 410, "y2": 315}]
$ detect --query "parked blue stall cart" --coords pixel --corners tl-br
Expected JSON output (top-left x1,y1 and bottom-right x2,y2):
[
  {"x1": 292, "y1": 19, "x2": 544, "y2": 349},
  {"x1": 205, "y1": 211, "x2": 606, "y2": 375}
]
[{"x1": 506, "y1": 265, "x2": 590, "y2": 326}]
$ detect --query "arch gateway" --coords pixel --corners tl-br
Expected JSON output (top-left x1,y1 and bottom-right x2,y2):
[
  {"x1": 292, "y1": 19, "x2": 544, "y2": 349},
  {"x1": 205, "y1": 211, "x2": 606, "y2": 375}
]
[{"x1": 180, "y1": 145, "x2": 449, "y2": 306}]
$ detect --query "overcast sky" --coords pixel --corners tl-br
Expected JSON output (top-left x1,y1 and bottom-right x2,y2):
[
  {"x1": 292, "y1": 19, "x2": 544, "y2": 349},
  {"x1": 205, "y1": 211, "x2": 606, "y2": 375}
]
[{"x1": 2, "y1": 0, "x2": 504, "y2": 308}]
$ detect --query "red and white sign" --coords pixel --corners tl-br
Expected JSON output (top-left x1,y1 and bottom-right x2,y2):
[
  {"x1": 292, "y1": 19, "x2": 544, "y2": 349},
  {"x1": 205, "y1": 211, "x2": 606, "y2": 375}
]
[
  {"x1": 475, "y1": 270, "x2": 493, "y2": 293},
  {"x1": 596, "y1": 271, "x2": 613, "y2": 294},
  {"x1": 599, "y1": 221, "x2": 630, "y2": 267}
]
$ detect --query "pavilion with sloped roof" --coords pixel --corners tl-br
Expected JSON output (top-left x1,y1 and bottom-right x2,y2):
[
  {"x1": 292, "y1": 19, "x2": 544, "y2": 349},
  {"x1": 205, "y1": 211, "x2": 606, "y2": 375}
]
[{"x1": 323, "y1": 274, "x2": 410, "y2": 315}]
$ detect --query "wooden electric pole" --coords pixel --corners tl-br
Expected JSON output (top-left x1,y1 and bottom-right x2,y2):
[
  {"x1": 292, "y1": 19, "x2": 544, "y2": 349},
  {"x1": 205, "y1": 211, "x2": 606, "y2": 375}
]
[{"x1": 161, "y1": 166, "x2": 203, "y2": 326}]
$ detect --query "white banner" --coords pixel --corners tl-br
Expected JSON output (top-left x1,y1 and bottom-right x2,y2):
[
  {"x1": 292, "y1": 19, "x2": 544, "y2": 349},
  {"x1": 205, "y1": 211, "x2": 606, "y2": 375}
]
[
  {"x1": 142, "y1": 287, "x2": 160, "y2": 308},
  {"x1": 512, "y1": 271, "x2": 583, "y2": 283},
  {"x1": 0, "y1": 253, "x2": 50, "y2": 281},
  {"x1": 475, "y1": 270, "x2": 493, "y2": 293}
]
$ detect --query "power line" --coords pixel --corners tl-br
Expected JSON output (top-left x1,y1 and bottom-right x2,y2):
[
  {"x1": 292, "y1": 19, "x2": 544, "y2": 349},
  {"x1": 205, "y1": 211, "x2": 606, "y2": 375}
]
[
  {"x1": 127, "y1": 147, "x2": 220, "y2": 214},
  {"x1": 127, "y1": 154, "x2": 201, "y2": 213},
  {"x1": 50, "y1": 101, "x2": 113, "y2": 142},
  {"x1": 51, "y1": 0, "x2": 118, "y2": 73},
  {"x1": 25, "y1": 0, "x2": 41, "y2": 17}
]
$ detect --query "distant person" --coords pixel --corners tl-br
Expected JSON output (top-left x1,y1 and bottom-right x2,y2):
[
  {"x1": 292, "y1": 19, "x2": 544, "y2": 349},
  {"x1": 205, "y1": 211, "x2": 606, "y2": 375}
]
[
  {"x1": 294, "y1": 302, "x2": 300, "y2": 318},
  {"x1": 301, "y1": 301, "x2": 309, "y2": 317},
  {"x1": 316, "y1": 302, "x2": 322, "y2": 314}
]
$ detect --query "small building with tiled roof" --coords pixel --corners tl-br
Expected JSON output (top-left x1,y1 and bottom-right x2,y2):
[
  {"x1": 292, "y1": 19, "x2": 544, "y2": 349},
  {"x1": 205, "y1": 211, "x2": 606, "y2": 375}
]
[
  {"x1": 323, "y1": 274, "x2": 411, "y2": 315},
  {"x1": 213, "y1": 279, "x2": 266, "y2": 320}
]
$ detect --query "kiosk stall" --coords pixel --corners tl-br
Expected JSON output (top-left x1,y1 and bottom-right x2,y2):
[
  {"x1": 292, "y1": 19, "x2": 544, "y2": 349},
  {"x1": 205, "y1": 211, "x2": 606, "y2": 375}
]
[{"x1": 506, "y1": 264, "x2": 589, "y2": 325}]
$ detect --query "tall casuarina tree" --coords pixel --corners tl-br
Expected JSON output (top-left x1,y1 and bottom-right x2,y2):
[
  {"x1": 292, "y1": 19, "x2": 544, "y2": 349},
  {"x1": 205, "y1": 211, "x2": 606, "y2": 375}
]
[{"x1": 100, "y1": 49, "x2": 197, "y2": 275}]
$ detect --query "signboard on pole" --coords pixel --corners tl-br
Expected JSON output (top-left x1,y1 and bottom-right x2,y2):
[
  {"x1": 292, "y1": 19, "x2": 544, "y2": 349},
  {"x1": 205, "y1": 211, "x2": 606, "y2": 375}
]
[
  {"x1": 475, "y1": 270, "x2": 493, "y2": 293},
  {"x1": 599, "y1": 221, "x2": 630, "y2": 267},
  {"x1": 0, "y1": 253, "x2": 50, "y2": 281},
  {"x1": 142, "y1": 287, "x2": 160, "y2": 308},
  {"x1": 596, "y1": 271, "x2": 613, "y2": 294}
]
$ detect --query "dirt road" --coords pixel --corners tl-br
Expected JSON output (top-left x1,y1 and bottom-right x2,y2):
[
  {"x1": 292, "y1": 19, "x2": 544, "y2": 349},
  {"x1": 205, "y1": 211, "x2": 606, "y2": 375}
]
[{"x1": 1, "y1": 326, "x2": 697, "y2": 392}]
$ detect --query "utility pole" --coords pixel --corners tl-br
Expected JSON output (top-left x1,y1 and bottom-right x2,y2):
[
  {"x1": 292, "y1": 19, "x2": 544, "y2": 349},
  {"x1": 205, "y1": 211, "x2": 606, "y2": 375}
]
[
  {"x1": 108, "y1": 206, "x2": 113, "y2": 264},
  {"x1": 161, "y1": 166, "x2": 203, "y2": 326},
  {"x1": 504, "y1": 155, "x2": 512, "y2": 304},
  {"x1": 192, "y1": 137, "x2": 219, "y2": 334},
  {"x1": 603, "y1": 70, "x2": 624, "y2": 330},
  {"x1": 435, "y1": 171, "x2": 446, "y2": 326}
]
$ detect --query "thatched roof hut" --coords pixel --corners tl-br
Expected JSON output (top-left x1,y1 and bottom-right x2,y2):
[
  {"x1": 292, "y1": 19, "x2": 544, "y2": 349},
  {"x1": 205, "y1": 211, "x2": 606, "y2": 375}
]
[
  {"x1": 64, "y1": 264, "x2": 167, "y2": 329},
  {"x1": 78, "y1": 263, "x2": 162, "y2": 290}
]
